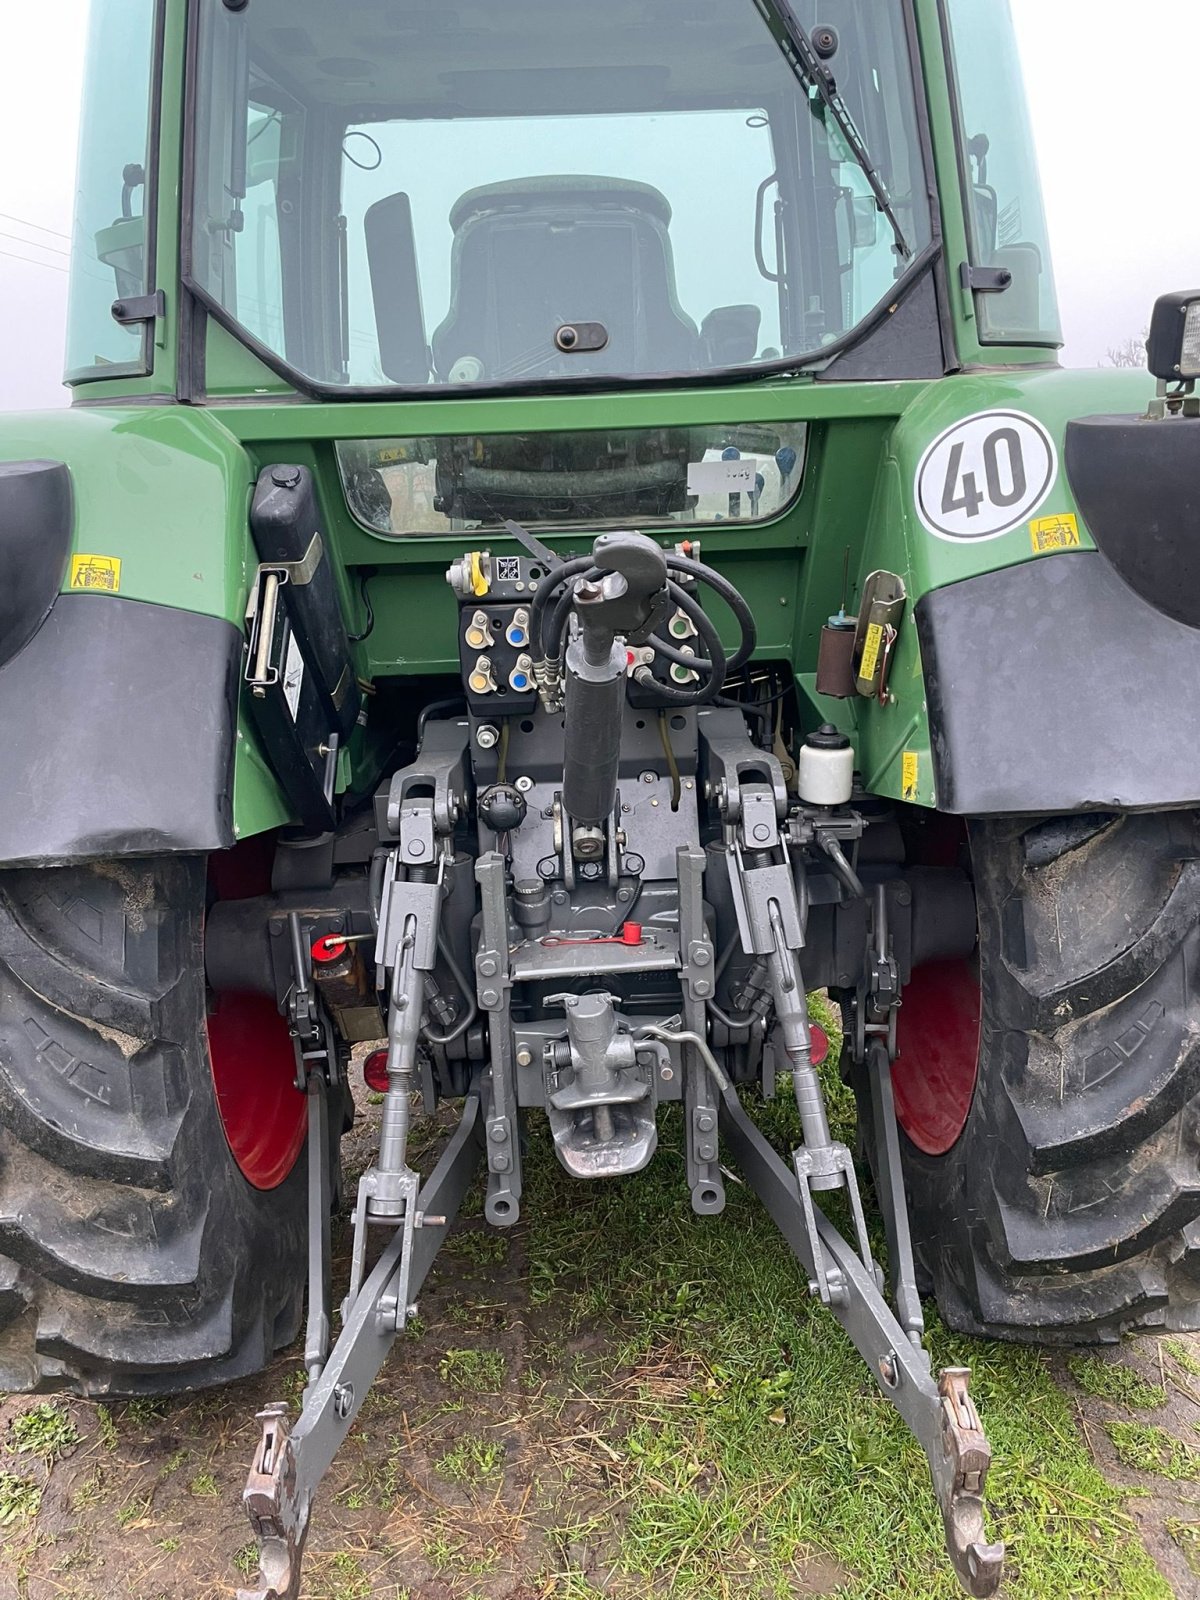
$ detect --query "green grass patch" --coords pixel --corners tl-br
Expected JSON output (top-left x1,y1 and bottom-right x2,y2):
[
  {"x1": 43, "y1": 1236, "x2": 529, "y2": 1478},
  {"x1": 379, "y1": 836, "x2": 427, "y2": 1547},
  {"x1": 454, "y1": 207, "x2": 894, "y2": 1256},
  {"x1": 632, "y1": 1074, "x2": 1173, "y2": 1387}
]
[
  {"x1": 1067, "y1": 1355, "x2": 1166, "y2": 1409},
  {"x1": 9, "y1": 1401, "x2": 80, "y2": 1463},
  {"x1": 514, "y1": 1003, "x2": 1170, "y2": 1600},
  {"x1": 0, "y1": 1471, "x2": 42, "y2": 1527},
  {"x1": 438, "y1": 1433, "x2": 505, "y2": 1484},
  {"x1": 444, "y1": 1228, "x2": 510, "y2": 1266},
  {"x1": 438, "y1": 1347, "x2": 507, "y2": 1393},
  {"x1": 1164, "y1": 1338, "x2": 1200, "y2": 1379},
  {"x1": 1166, "y1": 1518, "x2": 1200, "y2": 1577},
  {"x1": 188, "y1": 1469, "x2": 220, "y2": 1497},
  {"x1": 1107, "y1": 1422, "x2": 1200, "y2": 1481}
]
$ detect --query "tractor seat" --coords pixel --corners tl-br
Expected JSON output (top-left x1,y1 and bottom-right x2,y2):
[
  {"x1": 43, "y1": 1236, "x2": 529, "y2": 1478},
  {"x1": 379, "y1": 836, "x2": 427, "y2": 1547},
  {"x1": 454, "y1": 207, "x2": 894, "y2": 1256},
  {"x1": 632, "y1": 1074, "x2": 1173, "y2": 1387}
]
[{"x1": 431, "y1": 176, "x2": 699, "y2": 383}]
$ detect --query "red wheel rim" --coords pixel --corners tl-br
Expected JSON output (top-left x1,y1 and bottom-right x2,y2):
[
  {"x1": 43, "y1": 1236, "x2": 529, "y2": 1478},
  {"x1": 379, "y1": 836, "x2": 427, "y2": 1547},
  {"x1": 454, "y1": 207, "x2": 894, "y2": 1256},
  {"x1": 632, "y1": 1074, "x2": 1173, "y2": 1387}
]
[
  {"x1": 891, "y1": 958, "x2": 981, "y2": 1156},
  {"x1": 205, "y1": 841, "x2": 307, "y2": 1191}
]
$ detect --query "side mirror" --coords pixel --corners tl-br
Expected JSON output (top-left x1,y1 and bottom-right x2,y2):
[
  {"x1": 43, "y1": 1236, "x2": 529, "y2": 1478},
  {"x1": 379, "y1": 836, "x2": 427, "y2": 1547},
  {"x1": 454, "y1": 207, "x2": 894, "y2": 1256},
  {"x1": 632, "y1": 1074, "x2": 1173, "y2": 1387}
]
[
  {"x1": 364, "y1": 192, "x2": 430, "y2": 385},
  {"x1": 700, "y1": 304, "x2": 762, "y2": 367},
  {"x1": 835, "y1": 189, "x2": 880, "y2": 272},
  {"x1": 970, "y1": 186, "x2": 999, "y2": 260},
  {"x1": 95, "y1": 216, "x2": 145, "y2": 303}
]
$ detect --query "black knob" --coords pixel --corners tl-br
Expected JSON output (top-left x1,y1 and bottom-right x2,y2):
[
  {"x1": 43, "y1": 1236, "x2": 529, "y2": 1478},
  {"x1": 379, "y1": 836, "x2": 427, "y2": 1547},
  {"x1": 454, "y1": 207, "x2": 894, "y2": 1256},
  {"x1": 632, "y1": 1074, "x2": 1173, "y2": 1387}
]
[{"x1": 478, "y1": 783, "x2": 527, "y2": 834}]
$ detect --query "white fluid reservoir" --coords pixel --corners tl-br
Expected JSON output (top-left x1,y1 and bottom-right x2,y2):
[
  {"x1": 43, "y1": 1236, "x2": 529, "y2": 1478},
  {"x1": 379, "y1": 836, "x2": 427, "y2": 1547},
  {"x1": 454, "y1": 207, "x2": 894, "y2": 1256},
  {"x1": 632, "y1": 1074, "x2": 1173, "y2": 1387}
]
[{"x1": 797, "y1": 724, "x2": 854, "y2": 806}]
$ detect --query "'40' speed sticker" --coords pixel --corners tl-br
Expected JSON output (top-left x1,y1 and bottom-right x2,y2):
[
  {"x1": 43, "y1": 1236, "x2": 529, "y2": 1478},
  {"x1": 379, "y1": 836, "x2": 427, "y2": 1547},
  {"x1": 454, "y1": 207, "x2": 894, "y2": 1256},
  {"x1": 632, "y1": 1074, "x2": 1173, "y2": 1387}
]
[{"x1": 915, "y1": 410, "x2": 1058, "y2": 542}]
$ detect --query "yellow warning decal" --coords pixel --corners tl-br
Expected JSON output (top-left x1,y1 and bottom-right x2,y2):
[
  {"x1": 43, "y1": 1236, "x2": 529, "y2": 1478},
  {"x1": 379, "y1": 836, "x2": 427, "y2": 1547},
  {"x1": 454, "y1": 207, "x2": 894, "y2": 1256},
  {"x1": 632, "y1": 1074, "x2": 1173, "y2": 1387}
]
[
  {"x1": 1030, "y1": 513, "x2": 1081, "y2": 555},
  {"x1": 901, "y1": 751, "x2": 919, "y2": 801},
  {"x1": 69, "y1": 554, "x2": 122, "y2": 593},
  {"x1": 860, "y1": 621, "x2": 884, "y2": 682}
]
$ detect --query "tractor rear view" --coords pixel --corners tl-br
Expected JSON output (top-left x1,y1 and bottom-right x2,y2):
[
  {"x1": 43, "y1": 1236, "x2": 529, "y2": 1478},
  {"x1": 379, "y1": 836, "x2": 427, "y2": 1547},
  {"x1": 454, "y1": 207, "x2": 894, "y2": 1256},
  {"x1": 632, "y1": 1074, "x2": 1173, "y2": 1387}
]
[{"x1": 1, "y1": 1, "x2": 1198, "y2": 1595}]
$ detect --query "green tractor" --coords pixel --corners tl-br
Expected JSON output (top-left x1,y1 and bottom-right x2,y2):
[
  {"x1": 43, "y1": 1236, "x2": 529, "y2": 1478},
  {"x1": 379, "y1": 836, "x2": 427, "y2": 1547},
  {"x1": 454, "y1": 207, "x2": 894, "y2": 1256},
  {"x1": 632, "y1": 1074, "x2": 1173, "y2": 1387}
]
[{"x1": 2, "y1": 0, "x2": 1197, "y2": 1593}]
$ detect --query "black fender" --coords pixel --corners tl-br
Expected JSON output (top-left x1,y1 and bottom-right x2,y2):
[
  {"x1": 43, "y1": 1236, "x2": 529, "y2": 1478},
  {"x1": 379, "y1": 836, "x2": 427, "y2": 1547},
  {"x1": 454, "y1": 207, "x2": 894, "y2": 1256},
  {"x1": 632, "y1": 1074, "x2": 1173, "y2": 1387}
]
[
  {"x1": 0, "y1": 460, "x2": 73, "y2": 670},
  {"x1": 0, "y1": 593, "x2": 239, "y2": 866},
  {"x1": 916, "y1": 551, "x2": 1200, "y2": 814}
]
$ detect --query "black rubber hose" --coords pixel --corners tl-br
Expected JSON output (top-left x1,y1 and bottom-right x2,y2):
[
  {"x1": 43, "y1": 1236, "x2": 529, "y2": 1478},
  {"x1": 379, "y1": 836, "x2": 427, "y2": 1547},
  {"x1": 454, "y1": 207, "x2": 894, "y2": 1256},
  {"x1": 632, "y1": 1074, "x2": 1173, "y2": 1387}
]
[
  {"x1": 531, "y1": 557, "x2": 594, "y2": 659},
  {"x1": 663, "y1": 582, "x2": 725, "y2": 690},
  {"x1": 665, "y1": 554, "x2": 757, "y2": 672},
  {"x1": 649, "y1": 633, "x2": 716, "y2": 674}
]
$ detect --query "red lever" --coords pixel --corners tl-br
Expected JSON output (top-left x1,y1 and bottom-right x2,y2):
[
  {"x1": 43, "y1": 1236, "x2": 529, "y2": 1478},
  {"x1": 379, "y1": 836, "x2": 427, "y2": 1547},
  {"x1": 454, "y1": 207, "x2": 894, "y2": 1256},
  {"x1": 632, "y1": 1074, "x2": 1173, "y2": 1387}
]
[{"x1": 312, "y1": 935, "x2": 348, "y2": 963}]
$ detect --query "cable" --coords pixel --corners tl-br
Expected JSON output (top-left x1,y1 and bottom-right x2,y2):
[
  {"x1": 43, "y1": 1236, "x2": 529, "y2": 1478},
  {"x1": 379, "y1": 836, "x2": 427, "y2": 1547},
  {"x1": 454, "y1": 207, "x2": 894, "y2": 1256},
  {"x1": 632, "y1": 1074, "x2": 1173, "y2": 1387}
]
[
  {"x1": 0, "y1": 247, "x2": 68, "y2": 275},
  {"x1": 0, "y1": 211, "x2": 69, "y2": 240},
  {"x1": 496, "y1": 719, "x2": 510, "y2": 785},
  {"x1": 0, "y1": 228, "x2": 68, "y2": 258},
  {"x1": 346, "y1": 573, "x2": 375, "y2": 643},
  {"x1": 531, "y1": 556, "x2": 593, "y2": 659},
  {"x1": 417, "y1": 697, "x2": 466, "y2": 742},
  {"x1": 658, "y1": 713, "x2": 682, "y2": 809},
  {"x1": 649, "y1": 632, "x2": 716, "y2": 675}
]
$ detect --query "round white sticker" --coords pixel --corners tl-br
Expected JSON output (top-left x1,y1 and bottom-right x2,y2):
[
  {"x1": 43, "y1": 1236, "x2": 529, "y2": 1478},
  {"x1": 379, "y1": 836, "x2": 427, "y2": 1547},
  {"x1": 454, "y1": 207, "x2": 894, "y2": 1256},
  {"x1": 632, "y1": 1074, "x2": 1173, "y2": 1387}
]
[{"x1": 915, "y1": 410, "x2": 1058, "y2": 542}]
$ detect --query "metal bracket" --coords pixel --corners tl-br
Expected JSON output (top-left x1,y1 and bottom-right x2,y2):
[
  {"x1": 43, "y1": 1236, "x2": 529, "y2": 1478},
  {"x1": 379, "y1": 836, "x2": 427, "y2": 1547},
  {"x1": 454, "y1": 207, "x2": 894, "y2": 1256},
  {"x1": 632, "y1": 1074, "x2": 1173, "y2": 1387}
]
[
  {"x1": 960, "y1": 263, "x2": 1012, "y2": 295},
  {"x1": 476, "y1": 852, "x2": 522, "y2": 1224},
  {"x1": 717, "y1": 1082, "x2": 1004, "y2": 1598},
  {"x1": 237, "y1": 1094, "x2": 484, "y2": 1600},
  {"x1": 677, "y1": 843, "x2": 724, "y2": 1214},
  {"x1": 111, "y1": 289, "x2": 165, "y2": 326}
]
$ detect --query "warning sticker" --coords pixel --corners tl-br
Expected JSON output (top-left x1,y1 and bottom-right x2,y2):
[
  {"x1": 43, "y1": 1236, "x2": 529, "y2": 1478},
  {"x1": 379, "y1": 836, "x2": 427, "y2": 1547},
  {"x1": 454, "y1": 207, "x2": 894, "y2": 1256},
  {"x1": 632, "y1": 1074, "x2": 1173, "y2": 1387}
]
[
  {"x1": 1030, "y1": 513, "x2": 1081, "y2": 554},
  {"x1": 859, "y1": 622, "x2": 884, "y2": 683},
  {"x1": 69, "y1": 553, "x2": 122, "y2": 593},
  {"x1": 901, "y1": 751, "x2": 919, "y2": 801},
  {"x1": 283, "y1": 632, "x2": 305, "y2": 722}
]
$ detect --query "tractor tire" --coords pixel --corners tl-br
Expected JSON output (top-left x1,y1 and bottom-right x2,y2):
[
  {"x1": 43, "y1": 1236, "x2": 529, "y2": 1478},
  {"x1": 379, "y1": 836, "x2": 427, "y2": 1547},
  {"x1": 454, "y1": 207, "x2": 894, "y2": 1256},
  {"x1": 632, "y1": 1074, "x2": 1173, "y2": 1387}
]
[
  {"x1": 887, "y1": 810, "x2": 1200, "y2": 1345},
  {"x1": 0, "y1": 853, "x2": 310, "y2": 1395}
]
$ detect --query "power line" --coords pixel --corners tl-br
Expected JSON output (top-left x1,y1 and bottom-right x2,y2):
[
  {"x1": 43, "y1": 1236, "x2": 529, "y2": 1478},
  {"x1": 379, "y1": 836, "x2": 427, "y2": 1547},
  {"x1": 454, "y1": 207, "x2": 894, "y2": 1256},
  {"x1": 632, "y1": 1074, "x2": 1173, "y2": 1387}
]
[
  {"x1": 0, "y1": 210, "x2": 70, "y2": 242},
  {"x1": 0, "y1": 247, "x2": 69, "y2": 276},
  {"x1": 0, "y1": 228, "x2": 69, "y2": 258}
]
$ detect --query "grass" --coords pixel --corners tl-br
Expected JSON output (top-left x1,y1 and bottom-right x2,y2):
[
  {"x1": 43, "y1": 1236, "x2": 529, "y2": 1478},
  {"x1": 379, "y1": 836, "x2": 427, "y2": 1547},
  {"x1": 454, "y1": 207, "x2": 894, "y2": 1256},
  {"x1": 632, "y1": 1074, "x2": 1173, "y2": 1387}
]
[
  {"x1": 438, "y1": 1433, "x2": 505, "y2": 1484},
  {"x1": 0, "y1": 1471, "x2": 42, "y2": 1527},
  {"x1": 9, "y1": 1401, "x2": 80, "y2": 1462},
  {"x1": 438, "y1": 1346, "x2": 507, "y2": 1393},
  {"x1": 1165, "y1": 1338, "x2": 1200, "y2": 1380},
  {"x1": 1106, "y1": 1422, "x2": 1200, "y2": 1481},
  {"x1": 511, "y1": 1002, "x2": 1172, "y2": 1600},
  {"x1": 1067, "y1": 1355, "x2": 1167, "y2": 1409},
  {"x1": 1166, "y1": 1518, "x2": 1200, "y2": 1576}
]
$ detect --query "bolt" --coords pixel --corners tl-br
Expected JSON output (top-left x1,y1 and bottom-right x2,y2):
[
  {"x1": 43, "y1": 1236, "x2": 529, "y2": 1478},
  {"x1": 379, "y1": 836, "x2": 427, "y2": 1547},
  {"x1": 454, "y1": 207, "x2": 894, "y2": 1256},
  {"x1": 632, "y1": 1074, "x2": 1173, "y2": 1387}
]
[
  {"x1": 515, "y1": 1046, "x2": 533, "y2": 1068},
  {"x1": 479, "y1": 957, "x2": 498, "y2": 978},
  {"x1": 476, "y1": 724, "x2": 500, "y2": 750},
  {"x1": 481, "y1": 988, "x2": 500, "y2": 1007},
  {"x1": 622, "y1": 804, "x2": 632, "y2": 814},
  {"x1": 661, "y1": 1065, "x2": 675, "y2": 1082},
  {"x1": 617, "y1": 887, "x2": 632, "y2": 903},
  {"x1": 552, "y1": 890, "x2": 568, "y2": 906},
  {"x1": 693, "y1": 946, "x2": 711, "y2": 965},
  {"x1": 641, "y1": 771, "x2": 657, "y2": 784},
  {"x1": 333, "y1": 1383, "x2": 355, "y2": 1419},
  {"x1": 515, "y1": 775, "x2": 534, "y2": 793},
  {"x1": 696, "y1": 1111, "x2": 716, "y2": 1133},
  {"x1": 651, "y1": 798, "x2": 659, "y2": 808},
  {"x1": 752, "y1": 824, "x2": 771, "y2": 843},
  {"x1": 492, "y1": 1152, "x2": 511, "y2": 1172},
  {"x1": 878, "y1": 1354, "x2": 898, "y2": 1388},
  {"x1": 694, "y1": 980, "x2": 711, "y2": 997},
  {"x1": 489, "y1": 1124, "x2": 509, "y2": 1142}
]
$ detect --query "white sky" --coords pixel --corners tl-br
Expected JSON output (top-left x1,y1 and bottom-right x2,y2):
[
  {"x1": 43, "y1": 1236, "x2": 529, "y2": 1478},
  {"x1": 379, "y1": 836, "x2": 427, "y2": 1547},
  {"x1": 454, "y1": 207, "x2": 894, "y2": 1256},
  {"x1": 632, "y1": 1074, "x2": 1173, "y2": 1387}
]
[{"x1": 0, "y1": 1, "x2": 1196, "y2": 409}]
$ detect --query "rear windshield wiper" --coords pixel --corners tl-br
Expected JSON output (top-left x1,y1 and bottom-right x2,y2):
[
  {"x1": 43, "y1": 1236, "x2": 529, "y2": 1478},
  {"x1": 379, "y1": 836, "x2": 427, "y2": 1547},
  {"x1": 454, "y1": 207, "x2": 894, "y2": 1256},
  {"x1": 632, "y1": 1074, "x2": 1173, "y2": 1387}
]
[{"x1": 759, "y1": 0, "x2": 913, "y2": 262}]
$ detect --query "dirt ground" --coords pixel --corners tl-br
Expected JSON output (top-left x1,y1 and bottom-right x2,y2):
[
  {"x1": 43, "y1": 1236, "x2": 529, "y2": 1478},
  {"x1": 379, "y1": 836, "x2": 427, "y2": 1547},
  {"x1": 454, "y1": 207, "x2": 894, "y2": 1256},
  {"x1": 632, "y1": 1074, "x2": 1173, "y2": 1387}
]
[{"x1": 3, "y1": 1078, "x2": 1200, "y2": 1600}]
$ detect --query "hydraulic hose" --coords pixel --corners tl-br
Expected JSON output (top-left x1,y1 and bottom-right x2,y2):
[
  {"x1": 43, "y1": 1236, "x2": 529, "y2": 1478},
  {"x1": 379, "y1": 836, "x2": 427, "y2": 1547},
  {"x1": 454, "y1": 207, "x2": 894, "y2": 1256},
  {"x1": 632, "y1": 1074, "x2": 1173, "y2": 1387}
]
[
  {"x1": 665, "y1": 554, "x2": 757, "y2": 672},
  {"x1": 531, "y1": 557, "x2": 594, "y2": 659}
]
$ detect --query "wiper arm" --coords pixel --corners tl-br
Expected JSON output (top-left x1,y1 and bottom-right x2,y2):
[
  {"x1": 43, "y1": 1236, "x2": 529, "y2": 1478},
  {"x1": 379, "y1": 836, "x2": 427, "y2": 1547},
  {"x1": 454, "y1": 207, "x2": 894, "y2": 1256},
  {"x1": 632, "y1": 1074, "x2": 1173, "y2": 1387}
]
[{"x1": 760, "y1": 0, "x2": 913, "y2": 262}]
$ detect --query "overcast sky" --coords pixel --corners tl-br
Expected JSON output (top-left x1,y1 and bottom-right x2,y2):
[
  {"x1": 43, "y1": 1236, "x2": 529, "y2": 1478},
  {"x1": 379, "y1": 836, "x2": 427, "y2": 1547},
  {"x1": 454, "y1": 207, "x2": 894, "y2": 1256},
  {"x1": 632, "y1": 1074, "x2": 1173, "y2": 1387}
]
[{"x1": 0, "y1": 1, "x2": 1196, "y2": 409}]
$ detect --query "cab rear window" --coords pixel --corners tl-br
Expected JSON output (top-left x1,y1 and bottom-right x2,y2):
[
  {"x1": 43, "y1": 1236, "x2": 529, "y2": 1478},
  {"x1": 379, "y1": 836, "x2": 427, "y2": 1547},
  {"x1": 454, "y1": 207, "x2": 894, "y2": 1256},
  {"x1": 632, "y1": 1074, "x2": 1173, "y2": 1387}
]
[{"x1": 337, "y1": 425, "x2": 807, "y2": 538}]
